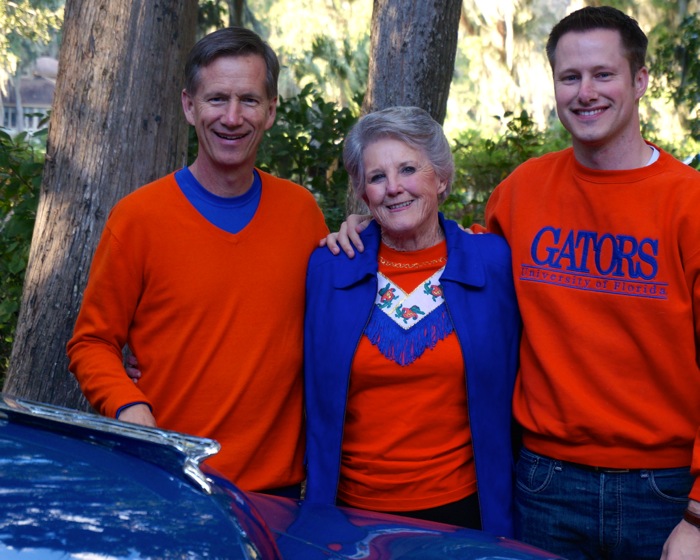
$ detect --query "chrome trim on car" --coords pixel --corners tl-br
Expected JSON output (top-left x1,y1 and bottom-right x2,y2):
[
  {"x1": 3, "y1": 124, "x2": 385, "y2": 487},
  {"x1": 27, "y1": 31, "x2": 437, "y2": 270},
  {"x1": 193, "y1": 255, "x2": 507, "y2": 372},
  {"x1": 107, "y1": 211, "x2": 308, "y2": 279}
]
[{"x1": 0, "y1": 393, "x2": 220, "y2": 493}]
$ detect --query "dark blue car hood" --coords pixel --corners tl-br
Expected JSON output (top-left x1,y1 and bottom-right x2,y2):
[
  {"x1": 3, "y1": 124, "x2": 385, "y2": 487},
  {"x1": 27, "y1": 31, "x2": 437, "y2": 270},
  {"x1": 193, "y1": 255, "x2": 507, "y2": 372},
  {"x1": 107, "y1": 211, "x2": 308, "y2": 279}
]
[
  {"x1": 0, "y1": 395, "x2": 562, "y2": 559},
  {"x1": 0, "y1": 395, "x2": 277, "y2": 559}
]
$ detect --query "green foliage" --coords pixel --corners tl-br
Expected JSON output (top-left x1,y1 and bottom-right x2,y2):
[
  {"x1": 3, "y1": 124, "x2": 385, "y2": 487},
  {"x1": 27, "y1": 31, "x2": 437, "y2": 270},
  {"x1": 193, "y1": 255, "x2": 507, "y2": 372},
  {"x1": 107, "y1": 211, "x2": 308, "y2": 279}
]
[
  {"x1": 443, "y1": 110, "x2": 570, "y2": 227},
  {"x1": 256, "y1": 84, "x2": 359, "y2": 231},
  {"x1": 197, "y1": 0, "x2": 266, "y2": 34},
  {"x1": 197, "y1": 0, "x2": 227, "y2": 31},
  {"x1": 284, "y1": 33, "x2": 369, "y2": 114},
  {"x1": 649, "y1": 13, "x2": 700, "y2": 142},
  {"x1": 0, "y1": 123, "x2": 45, "y2": 380},
  {"x1": 642, "y1": 122, "x2": 700, "y2": 170}
]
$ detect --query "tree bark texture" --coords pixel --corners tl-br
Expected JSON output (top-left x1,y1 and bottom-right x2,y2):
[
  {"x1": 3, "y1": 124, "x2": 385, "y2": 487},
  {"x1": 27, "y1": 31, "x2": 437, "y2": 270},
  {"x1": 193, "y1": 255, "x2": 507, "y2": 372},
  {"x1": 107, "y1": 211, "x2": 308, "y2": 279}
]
[
  {"x1": 3, "y1": 0, "x2": 198, "y2": 409},
  {"x1": 362, "y1": 0, "x2": 462, "y2": 124}
]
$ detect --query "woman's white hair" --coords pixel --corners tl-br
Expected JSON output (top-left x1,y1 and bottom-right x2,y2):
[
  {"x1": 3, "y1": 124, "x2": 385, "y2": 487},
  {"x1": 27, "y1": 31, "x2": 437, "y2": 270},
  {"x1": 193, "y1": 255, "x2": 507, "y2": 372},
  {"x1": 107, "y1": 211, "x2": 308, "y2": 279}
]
[{"x1": 343, "y1": 106, "x2": 455, "y2": 203}]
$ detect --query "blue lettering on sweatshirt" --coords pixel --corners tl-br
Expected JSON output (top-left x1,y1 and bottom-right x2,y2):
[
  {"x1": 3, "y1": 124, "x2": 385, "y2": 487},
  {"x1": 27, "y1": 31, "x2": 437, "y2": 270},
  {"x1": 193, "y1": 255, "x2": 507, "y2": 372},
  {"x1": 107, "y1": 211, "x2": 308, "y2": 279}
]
[{"x1": 523, "y1": 227, "x2": 667, "y2": 299}]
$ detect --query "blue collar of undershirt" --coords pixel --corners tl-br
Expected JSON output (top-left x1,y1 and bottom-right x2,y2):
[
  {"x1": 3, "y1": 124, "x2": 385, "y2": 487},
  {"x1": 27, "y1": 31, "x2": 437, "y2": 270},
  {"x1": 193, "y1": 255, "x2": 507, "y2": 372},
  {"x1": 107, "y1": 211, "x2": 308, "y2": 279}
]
[{"x1": 174, "y1": 167, "x2": 262, "y2": 234}]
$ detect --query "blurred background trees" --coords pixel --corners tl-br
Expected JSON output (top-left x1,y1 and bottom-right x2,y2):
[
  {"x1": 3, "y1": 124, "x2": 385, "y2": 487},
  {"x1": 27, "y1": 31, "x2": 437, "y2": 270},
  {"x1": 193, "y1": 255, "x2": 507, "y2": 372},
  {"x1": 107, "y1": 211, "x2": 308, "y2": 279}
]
[{"x1": 1, "y1": 0, "x2": 699, "y2": 395}]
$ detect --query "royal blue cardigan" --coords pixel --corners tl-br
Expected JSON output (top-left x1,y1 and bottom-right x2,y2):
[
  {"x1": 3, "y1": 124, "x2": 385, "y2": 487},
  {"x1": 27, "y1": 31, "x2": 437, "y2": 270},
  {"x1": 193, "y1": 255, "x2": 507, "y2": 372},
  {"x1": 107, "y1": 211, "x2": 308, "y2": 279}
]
[{"x1": 303, "y1": 215, "x2": 520, "y2": 537}]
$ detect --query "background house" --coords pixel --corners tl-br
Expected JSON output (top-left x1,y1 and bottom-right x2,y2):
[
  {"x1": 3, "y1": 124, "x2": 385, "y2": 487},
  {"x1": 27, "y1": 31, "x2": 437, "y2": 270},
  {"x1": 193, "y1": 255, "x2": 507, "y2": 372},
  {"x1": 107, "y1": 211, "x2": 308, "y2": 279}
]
[{"x1": 1, "y1": 57, "x2": 57, "y2": 133}]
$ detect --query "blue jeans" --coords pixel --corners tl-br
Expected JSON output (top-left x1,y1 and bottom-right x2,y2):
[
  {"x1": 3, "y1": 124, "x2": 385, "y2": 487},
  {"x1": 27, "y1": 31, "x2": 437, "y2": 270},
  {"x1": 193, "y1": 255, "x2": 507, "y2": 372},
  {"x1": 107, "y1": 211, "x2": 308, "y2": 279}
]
[{"x1": 515, "y1": 447, "x2": 692, "y2": 560}]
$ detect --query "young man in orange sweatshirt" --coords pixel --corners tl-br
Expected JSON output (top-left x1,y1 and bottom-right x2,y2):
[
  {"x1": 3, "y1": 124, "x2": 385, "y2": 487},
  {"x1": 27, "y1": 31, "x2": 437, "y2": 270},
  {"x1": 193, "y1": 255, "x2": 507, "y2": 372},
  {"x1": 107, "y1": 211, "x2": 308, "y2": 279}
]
[
  {"x1": 485, "y1": 7, "x2": 700, "y2": 559},
  {"x1": 327, "y1": 6, "x2": 700, "y2": 559},
  {"x1": 67, "y1": 27, "x2": 328, "y2": 495}
]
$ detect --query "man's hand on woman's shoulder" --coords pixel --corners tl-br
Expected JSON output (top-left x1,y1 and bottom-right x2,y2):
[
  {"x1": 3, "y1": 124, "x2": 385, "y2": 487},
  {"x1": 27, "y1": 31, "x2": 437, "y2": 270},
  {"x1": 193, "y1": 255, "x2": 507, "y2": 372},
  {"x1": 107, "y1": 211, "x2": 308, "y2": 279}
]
[{"x1": 319, "y1": 214, "x2": 372, "y2": 257}]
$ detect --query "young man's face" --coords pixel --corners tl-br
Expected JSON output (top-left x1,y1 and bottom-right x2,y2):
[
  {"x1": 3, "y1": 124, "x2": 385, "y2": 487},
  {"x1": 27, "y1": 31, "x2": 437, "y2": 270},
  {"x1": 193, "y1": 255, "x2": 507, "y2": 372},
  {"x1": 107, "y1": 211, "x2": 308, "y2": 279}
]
[
  {"x1": 552, "y1": 28, "x2": 647, "y2": 154},
  {"x1": 182, "y1": 54, "x2": 276, "y2": 177}
]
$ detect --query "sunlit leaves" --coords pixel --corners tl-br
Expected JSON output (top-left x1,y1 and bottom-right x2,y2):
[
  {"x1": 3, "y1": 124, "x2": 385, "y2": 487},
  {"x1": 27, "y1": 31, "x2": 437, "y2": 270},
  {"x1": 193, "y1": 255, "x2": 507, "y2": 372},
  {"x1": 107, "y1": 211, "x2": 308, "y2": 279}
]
[{"x1": 0, "y1": 0, "x2": 63, "y2": 80}]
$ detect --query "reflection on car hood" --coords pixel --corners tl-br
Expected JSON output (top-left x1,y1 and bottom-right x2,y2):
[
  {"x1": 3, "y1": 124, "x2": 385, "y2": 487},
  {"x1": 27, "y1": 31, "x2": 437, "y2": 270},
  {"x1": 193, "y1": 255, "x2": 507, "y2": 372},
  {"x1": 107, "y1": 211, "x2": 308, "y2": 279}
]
[
  {"x1": 0, "y1": 394, "x2": 277, "y2": 559},
  {"x1": 0, "y1": 394, "x2": 563, "y2": 559}
]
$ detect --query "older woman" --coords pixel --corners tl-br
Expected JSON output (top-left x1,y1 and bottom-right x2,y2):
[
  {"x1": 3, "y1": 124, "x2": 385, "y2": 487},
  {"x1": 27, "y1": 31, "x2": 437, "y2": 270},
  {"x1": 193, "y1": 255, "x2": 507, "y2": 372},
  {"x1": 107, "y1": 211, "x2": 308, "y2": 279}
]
[{"x1": 303, "y1": 106, "x2": 520, "y2": 536}]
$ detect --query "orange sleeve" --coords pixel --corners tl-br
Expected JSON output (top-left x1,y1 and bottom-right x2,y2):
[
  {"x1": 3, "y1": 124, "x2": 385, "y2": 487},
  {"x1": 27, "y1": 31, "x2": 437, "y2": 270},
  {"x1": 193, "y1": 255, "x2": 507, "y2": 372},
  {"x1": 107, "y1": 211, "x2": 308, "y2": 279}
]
[{"x1": 67, "y1": 209, "x2": 154, "y2": 418}]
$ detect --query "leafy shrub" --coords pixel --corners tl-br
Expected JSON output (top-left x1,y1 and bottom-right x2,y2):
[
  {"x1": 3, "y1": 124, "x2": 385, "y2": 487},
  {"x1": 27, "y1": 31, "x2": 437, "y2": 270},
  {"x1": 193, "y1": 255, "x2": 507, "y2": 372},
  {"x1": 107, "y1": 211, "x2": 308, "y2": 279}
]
[
  {"x1": 256, "y1": 84, "x2": 359, "y2": 231},
  {"x1": 649, "y1": 13, "x2": 700, "y2": 145},
  {"x1": 0, "y1": 124, "x2": 45, "y2": 381},
  {"x1": 444, "y1": 110, "x2": 570, "y2": 227}
]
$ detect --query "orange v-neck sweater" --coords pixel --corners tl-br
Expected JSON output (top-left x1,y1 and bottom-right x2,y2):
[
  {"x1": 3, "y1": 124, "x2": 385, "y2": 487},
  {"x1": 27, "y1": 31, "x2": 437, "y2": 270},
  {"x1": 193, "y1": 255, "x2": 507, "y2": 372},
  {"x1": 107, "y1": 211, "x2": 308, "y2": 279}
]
[
  {"x1": 68, "y1": 170, "x2": 329, "y2": 491},
  {"x1": 338, "y1": 242, "x2": 476, "y2": 511}
]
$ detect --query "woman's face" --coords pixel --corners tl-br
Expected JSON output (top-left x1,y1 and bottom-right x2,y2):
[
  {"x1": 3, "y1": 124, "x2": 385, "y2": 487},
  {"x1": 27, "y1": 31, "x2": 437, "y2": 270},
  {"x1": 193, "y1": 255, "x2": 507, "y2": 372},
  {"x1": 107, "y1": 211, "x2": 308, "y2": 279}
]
[{"x1": 362, "y1": 138, "x2": 446, "y2": 251}]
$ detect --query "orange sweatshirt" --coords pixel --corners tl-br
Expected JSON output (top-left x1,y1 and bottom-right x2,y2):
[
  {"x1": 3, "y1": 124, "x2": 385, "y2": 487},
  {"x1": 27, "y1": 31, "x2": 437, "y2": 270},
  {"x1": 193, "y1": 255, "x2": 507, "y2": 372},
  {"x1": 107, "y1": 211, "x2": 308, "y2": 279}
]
[
  {"x1": 67, "y1": 170, "x2": 328, "y2": 491},
  {"x1": 486, "y1": 146, "x2": 700, "y2": 500}
]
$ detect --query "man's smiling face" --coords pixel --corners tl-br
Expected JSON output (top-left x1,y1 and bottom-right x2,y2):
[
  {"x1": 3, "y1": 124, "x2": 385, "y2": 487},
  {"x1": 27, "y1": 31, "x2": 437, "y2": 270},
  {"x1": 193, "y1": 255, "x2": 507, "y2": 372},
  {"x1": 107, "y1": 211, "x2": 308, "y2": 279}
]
[
  {"x1": 182, "y1": 54, "x2": 276, "y2": 178},
  {"x1": 553, "y1": 28, "x2": 647, "y2": 156}
]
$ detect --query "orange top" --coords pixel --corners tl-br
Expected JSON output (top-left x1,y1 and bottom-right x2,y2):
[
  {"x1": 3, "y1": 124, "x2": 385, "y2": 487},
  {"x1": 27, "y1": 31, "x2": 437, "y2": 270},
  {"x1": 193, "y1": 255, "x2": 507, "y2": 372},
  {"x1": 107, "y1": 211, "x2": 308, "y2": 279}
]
[
  {"x1": 68, "y1": 170, "x2": 329, "y2": 491},
  {"x1": 485, "y1": 147, "x2": 700, "y2": 500},
  {"x1": 337, "y1": 241, "x2": 476, "y2": 511}
]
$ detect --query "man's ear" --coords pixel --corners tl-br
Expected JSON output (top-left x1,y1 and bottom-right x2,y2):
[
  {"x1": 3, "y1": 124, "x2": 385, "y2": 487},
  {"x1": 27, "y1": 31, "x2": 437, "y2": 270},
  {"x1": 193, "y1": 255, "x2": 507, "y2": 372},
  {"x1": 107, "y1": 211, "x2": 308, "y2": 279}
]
[
  {"x1": 634, "y1": 66, "x2": 649, "y2": 101},
  {"x1": 182, "y1": 89, "x2": 195, "y2": 126}
]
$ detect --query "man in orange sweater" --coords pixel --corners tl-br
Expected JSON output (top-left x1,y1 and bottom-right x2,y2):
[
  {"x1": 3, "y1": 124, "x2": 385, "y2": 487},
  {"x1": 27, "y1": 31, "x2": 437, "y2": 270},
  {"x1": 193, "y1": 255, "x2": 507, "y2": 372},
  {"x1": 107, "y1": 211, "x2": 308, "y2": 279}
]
[
  {"x1": 67, "y1": 27, "x2": 328, "y2": 495},
  {"x1": 328, "y1": 6, "x2": 700, "y2": 559}
]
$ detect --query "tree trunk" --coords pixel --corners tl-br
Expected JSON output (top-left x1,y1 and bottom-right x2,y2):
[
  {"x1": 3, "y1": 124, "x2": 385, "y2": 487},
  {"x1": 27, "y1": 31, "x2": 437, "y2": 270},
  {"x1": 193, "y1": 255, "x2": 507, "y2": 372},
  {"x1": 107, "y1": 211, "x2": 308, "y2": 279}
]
[
  {"x1": 362, "y1": 0, "x2": 462, "y2": 123},
  {"x1": 228, "y1": 0, "x2": 246, "y2": 26},
  {"x1": 349, "y1": 0, "x2": 462, "y2": 213},
  {"x1": 3, "y1": 0, "x2": 198, "y2": 410}
]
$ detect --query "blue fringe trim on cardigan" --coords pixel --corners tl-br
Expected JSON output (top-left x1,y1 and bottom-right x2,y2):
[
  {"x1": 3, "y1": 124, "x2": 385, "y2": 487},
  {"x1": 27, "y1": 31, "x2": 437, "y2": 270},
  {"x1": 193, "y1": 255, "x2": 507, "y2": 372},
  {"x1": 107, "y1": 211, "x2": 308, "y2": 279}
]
[{"x1": 365, "y1": 306, "x2": 454, "y2": 366}]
